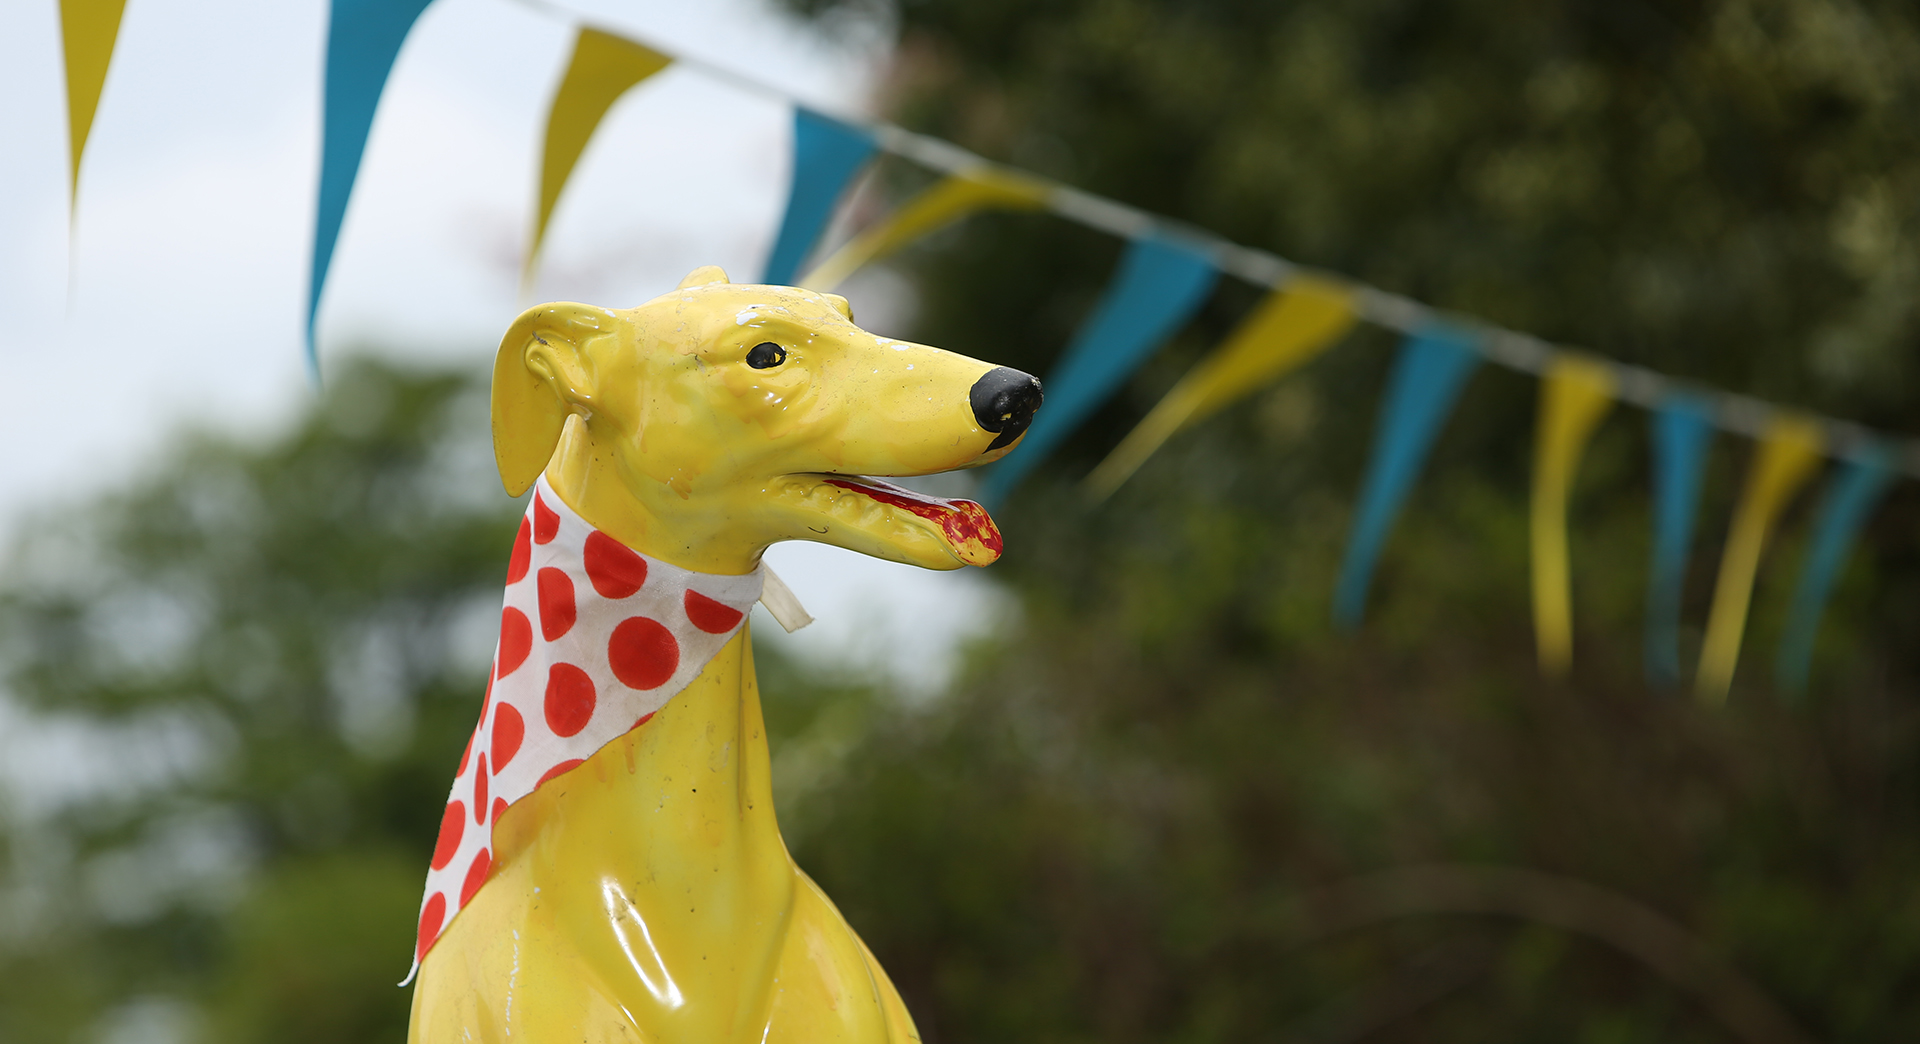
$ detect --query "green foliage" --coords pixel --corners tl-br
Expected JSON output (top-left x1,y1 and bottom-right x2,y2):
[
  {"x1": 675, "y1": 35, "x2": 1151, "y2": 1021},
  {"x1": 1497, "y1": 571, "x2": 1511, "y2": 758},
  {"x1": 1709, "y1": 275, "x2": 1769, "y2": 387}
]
[{"x1": 0, "y1": 360, "x2": 513, "y2": 1040}]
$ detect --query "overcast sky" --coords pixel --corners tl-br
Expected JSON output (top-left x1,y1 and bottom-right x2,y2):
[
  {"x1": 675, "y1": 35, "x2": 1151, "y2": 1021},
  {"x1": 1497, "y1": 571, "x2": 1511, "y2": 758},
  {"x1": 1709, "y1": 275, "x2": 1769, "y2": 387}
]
[{"x1": 0, "y1": 0, "x2": 1010, "y2": 690}]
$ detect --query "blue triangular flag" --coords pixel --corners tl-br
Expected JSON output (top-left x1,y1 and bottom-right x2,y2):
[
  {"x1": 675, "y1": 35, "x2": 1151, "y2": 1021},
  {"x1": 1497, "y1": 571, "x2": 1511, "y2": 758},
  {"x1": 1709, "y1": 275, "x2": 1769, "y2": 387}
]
[
  {"x1": 1645, "y1": 394, "x2": 1715, "y2": 687},
  {"x1": 1776, "y1": 445, "x2": 1894, "y2": 696},
  {"x1": 761, "y1": 108, "x2": 876, "y2": 286},
  {"x1": 308, "y1": 0, "x2": 437, "y2": 380},
  {"x1": 1332, "y1": 328, "x2": 1481, "y2": 628},
  {"x1": 979, "y1": 234, "x2": 1218, "y2": 504}
]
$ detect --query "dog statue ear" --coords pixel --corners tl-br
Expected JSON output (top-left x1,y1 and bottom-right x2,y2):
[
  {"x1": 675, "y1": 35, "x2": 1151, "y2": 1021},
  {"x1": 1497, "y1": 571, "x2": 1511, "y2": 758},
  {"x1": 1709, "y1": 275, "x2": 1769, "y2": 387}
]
[
  {"x1": 492, "y1": 302, "x2": 618, "y2": 497},
  {"x1": 821, "y1": 293, "x2": 853, "y2": 321},
  {"x1": 677, "y1": 265, "x2": 730, "y2": 288}
]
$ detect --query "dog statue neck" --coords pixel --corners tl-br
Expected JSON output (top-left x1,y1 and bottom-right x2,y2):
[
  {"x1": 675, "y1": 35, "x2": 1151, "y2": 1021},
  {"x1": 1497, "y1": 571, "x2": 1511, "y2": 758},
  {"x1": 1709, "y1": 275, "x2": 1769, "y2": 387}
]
[{"x1": 543, "y1": 412, "x2": 771, "y2": 576}]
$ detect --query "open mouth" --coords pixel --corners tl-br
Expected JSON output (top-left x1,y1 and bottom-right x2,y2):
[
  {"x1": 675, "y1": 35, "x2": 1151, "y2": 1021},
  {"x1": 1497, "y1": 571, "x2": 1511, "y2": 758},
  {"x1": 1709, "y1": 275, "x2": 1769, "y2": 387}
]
[{"x1": 776, "y1": 474, "x2": 1004, "y2": 567}]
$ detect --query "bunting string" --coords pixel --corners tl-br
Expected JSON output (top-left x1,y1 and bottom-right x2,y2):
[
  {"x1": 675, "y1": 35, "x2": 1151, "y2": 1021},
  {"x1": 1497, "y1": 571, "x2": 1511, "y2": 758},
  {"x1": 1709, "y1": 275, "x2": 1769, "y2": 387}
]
[
  {"x1": 411, "y1": 0, "x2": 1920, "y2": 489},
  {"x1": 51, "y1": 0, "x2": 1918, "y2": 695},
  {"x1": 60, "y1": 0, "x2": 1920, "y2": 480},
  {"x1": 854, "y1": 120, "x2": 1920, "y2": 482}
]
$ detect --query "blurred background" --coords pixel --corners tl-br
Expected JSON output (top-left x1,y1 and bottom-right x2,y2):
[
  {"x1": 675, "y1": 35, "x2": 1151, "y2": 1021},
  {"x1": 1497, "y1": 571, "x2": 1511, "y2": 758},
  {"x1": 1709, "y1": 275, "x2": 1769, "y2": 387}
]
[{"x1": 4, "y1": 0, "x2": 1920, "y2": 1040}]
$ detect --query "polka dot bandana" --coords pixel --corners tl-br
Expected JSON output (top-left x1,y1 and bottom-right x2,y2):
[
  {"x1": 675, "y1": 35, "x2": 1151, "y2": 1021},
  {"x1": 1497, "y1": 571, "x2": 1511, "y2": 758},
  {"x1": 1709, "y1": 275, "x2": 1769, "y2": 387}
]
[{"x1": 407, "y1": 478, "x2": 763, "y2": 978}]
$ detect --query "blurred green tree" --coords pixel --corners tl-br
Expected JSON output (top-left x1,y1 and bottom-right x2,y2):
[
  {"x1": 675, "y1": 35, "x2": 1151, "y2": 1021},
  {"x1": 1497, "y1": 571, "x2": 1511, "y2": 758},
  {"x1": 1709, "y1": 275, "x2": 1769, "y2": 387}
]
[{"x1": 0, "y1": 360, "x2": 510, "y2": 1041}]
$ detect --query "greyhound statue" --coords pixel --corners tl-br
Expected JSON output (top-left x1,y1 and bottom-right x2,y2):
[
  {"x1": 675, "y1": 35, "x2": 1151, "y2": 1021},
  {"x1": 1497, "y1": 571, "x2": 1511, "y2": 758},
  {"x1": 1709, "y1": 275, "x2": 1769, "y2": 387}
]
[{"x1": 406, "y1": 266, "x2": 1041, "y2": 1042}]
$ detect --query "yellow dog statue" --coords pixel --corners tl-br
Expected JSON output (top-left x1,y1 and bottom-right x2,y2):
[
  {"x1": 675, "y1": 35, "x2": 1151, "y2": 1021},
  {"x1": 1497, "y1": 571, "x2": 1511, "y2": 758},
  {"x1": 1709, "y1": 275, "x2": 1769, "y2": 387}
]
[{"x1": 406, "y1": 265, "x2": 1041, "y2": 1042}]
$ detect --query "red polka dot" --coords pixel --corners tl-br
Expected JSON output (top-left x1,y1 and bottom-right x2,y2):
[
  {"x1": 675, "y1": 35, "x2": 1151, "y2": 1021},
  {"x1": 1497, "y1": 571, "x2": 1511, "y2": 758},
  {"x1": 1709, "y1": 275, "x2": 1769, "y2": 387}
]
[
  {"x1": 537, "y1": 567, "x2": 576, "y2": 641},
  {"x1": 609, "y1": 617, "x2": 679, "y2": 690},
  {"x1": 431, "y1": 802, "x2": 464, "y2": 871},
  {"x1": 538, "y1": 758, "x2": 585, "y2": 787},
  {"x1": 634, "y1": 711, "x2": 655, "y2": 730},
  {"x1": 684, "y1": 590, "x2": 744, "y2": 634},
  {"x1": 492, "y1": 797, "x2": 508, "y2": 823},
  {"x1": 491, "y1": 703, "x2": 523, "y2": 770},
  {"x1": 417, "y1": 893, "x2": 447, "y2": 961},
  {"x1": 533, "y1": 492, "x2": 560, "y2": 544},
  {"x1": 544, "y1": 663, "x2": 596, "y2": 736},
  {"x1": 497, "y1": 608, "x2": 532, "y2": 679},
  {"x1": 584, "y1": 532, "x2": 648, "y2": 598},
  {"x1": 460, "y1": 848, "x2": 492, "y2": 906},
  {"x1": 506, "y1": 518, "x2": 532, "y2": 584},
  {"x1": 473, "y1": 754, "x2": 489, "y2": 822}
]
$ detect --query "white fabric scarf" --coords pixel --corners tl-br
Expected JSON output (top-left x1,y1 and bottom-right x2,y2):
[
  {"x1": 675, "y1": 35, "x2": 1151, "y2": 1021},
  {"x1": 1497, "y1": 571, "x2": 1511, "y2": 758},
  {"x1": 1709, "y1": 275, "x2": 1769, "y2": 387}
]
[{"x1": 408, "y1": 478, "x2": 763, "y2": 977}]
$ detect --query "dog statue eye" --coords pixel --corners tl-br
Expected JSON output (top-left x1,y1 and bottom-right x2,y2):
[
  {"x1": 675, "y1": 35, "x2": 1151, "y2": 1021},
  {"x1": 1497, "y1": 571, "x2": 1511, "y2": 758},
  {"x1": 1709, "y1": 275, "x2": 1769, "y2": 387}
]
[{"x1": 745, "y1": 342, "x2": 787, "y2": 369}]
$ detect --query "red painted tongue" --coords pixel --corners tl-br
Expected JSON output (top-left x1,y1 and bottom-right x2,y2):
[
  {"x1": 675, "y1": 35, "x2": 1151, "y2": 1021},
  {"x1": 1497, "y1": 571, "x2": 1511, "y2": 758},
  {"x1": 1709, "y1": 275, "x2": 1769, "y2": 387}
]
[{"x1": 823, "y1": 477, "x2": 1004, "y2": 566}]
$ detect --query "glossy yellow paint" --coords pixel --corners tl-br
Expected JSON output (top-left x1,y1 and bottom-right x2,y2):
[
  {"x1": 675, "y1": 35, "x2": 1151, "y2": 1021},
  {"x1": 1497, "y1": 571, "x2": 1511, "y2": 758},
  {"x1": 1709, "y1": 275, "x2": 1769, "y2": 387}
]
[
  {"x1": 413, "y1": 266, "x2": 1028, "y2": 1042},
  {"x1": 410, "y1": 629, "x2": 920, "y2": 1042}
]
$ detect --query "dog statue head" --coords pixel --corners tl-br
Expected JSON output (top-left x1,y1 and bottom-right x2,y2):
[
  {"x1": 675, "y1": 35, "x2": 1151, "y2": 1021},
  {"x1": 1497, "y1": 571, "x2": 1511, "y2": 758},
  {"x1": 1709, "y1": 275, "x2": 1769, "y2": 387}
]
[{"x1": 492, "y1": 265, "x2": 1041, "y2": 575}]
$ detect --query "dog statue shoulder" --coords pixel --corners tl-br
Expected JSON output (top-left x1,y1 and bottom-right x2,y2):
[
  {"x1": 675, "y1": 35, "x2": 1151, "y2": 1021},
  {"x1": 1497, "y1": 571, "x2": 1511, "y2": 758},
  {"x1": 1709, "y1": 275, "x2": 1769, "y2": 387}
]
[{"x1": 406, "y1": 266, "x2": 1041, "y2": 1043}]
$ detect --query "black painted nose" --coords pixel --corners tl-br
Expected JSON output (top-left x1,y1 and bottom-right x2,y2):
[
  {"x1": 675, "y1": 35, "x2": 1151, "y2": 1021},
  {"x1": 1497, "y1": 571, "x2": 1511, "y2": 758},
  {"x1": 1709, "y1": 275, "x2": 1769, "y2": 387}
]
[{"x1": 970, "y1": 367, "x2": 1043, "y2": 450}]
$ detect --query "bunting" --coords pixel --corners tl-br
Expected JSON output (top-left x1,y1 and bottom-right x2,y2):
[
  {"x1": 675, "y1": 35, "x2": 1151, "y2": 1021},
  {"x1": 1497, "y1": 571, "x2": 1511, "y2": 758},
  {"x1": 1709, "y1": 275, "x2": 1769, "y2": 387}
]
[
  {"x1": 1646, "y1": 396, "x2": 1716, "y2": 688},
  {"x1": 1332, "y1": 329, "x2": 1481, "y2": 628},
  {"x1": 59, "y1": 0, "x2": 128, "y2": 207},
  {"x1": 979, "y1": 234, "x2": 1220, "y2": 505},
  {"x1": 1529, "y1": 357, "x2": 1616, "y2": 676},
  {"x1": 308, "y1": 0, "x2": 439, "y2": 376},
  {"x1": 799, "y1": 169, "x2": 1051, "y2": 291},
  {"x1": 526, "y1": 29, "x2": 671, "y2": 281},
  {"x1": 41, "y1": 7, "x2": 1919, "y2": 701},
  {"x1": 1696, "y1": 417, "x2": 1824, "y2": 703},
  {"x1": 1085, "y1": 277, "x2": 1357, "y2": 499},
  {"x1": 1775, "y1": 447, "x2": 1895, "y2": 696},
  {"x1": 761, "y1": 109, "x2": 877, "y2": 286}
]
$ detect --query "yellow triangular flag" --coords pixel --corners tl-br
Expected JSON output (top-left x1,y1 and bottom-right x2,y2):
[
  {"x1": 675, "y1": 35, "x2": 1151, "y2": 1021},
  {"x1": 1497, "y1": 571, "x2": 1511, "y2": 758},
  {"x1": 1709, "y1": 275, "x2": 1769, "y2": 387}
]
[
  {"x1": 526, "y1": 28, "x2": 672, "y2": 282},
  {"x1": 1084, "y1": 276, "x2": 1356, "y2": 498},
  {"x1": 61, "y1": 0, "x2": 128, "y2": 208},
  {"x1": 799, "y1": 168, "x2": 1050, "y2": 291},
  {"x1": 1529, "y1": 355, "x2": 1616, "y2": 677},
  {"x1": 1696, "y1": 415, "x2": 1825, "y2": 703}
]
